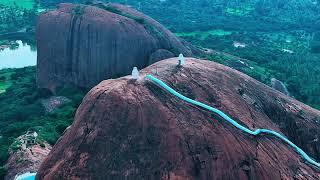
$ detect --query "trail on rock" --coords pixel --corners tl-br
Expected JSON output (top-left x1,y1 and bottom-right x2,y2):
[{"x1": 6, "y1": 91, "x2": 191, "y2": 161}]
[{"x1": 146, "y1": 74, "x2": 320, "y2": 168}]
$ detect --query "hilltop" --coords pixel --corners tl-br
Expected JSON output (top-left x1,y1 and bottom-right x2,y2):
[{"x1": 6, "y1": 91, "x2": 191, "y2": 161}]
[{"x1": 37, "y1": 58, "x2": 320, "y2": 179}]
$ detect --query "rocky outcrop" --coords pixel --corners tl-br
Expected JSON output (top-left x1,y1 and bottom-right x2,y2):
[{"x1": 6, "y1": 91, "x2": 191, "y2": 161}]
[
  {"x1": 41, "y1": 96, "x2": 71, "y2": 113},
  {"x1": 5, "y1": 142, "x2": 51, "y2": 180},
  {"x1": 37, "y1": 58, "x2": 320, "y2": 179},
  {"x1": 148, "y1": 49, "x2": 175, "y2": 65},
  {"x1": 36, "y1": 3, "x2": 198, "y2": 92}
]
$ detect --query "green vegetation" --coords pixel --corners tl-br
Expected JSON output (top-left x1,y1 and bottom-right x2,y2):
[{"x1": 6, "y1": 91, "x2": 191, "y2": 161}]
[
  {"x1": 175, "y1": 30, "x2": 232, "y2": 41},
  {"x1": 10, "y1": 139, "x2": 22, "y2": 152},
  {"x1": 193, "y1": 29, "x2": 320, "y2": 109},
  {"x1": 0, "y1": 67, "x2": 87, "y2": 177},
  {"x1": 0, "y1": 166, "x2": 6, "y2": 179},
  {"x1": 93, "y1": 3, "x2": 145, "y2": 24},
  {"x1": 93, "y1": 3, "x2": 122, "y2": 14},
  {"x1": 225, "y1": 6, "x2": 254, "y2": 16},
  {"x1": 72, "y1": 5, "x2": 85, "y2": 16},
  {"x1": 0, "y1": 40, "x2": 19, "y2": 50},
  {"x1": 0, "y1": 0, "x2": 35, "y2": 10},
  {"x1": 0, "y1": 69, "x2": 14, "y2": 93},
  {"x1": 0, "y1": 2, "x2": 37, "y2": 34},
  {"x1": 115, "y1": 0, "x2": 319, "y2": 110},
  {"x1": 0, "y1": 3, "x2": 319, "y2": 178},
  {"x1": 203, "y1": 52, "x2": 273, "y2": 84}
]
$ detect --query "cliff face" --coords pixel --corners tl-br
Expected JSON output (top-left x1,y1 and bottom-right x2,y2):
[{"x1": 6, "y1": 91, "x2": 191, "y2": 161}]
[
  {"x1": 37, "y1": 58, "x2": 320, "y2": 179},
  {"x1": 36, "y1": 3, "x2": 197, "y2": 92}
]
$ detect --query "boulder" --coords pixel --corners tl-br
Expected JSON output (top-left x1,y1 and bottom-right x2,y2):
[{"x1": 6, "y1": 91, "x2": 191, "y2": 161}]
[
  {"x1": 36, "y1": 3, "x2": 197, "y2": 92},
  {"x1": 148, "y1": 49, "x2": 175, "y2": 64},
  {"x1": 37, "y1": 58, "x2": 320, "y2": 179},
  {"x1": 5, "y1": 141, "x2": 51, "y2": 180}
]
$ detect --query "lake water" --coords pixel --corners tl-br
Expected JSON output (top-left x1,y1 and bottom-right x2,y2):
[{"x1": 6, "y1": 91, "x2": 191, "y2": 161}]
[{"x1": 0, "y1": 40, "x2": 37, "y2": 69}]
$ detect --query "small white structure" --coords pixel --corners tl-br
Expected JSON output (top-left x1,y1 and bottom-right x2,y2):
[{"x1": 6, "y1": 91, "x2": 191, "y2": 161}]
[
  {"x1": 33, "y1": 132, "x2": 38, "y2": 138},
  {"x1": 178, "y1": 54, "x2": 185, "y2": 66},
  {"x1": 131, "y1": 67, "x2": 139, "y2": 79},
  {"x1": 21, "y1": 144, "x2": 27, "y2": 150},
  {"x1": 233, "y1": 41, "x2": 246, "y2": 48},
  {"x1": 282, "y1": 49, "x2": 294, "y2": 54}
]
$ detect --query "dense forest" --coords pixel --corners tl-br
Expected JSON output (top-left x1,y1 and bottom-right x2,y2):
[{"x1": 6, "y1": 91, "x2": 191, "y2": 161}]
[
  {"x1": 0, "y1": 0, "x2": 319, "y2": 178},
  {"x1": 0, "y1": 0, "x2": 37, "y2": 34}
]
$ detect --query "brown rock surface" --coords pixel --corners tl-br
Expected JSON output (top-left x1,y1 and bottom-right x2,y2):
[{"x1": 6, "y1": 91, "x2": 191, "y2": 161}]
[
  {"x1": 37, "y1": 58, "x2": 320, "y2": 179},
  {"x1": 5, "y1": 142, "x2": 51, "y2": 180},
  {"x1": 36, "y1": 3, "x2": 197, "y2": 92}
]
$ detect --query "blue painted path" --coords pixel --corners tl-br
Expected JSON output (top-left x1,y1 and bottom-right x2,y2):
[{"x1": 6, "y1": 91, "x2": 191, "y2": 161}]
[{"x1": 146, "y1": 74, "x2": 320, "y2": 168}]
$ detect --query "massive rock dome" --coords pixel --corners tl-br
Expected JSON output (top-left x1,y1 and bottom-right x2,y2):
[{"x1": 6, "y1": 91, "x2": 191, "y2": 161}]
[
  {"x1": 36, "y1": 3, "x2": 198, "y2": 92},
  {"x1": 37, "y1": 58, "x2": 320, "y2": 179}
]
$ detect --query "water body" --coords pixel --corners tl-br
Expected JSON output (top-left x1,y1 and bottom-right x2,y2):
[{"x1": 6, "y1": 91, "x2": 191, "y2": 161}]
[
  {"x1": 15, "y1": 172, "x2": 36, "y2": 180},
  {"x1": 0, "y1": 40, "x2": 37, "y2": 69}
]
